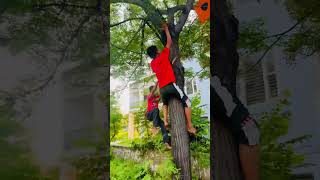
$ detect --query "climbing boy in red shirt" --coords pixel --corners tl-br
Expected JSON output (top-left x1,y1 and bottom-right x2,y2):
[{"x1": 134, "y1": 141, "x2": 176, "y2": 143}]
[
  {"x1": 146, "y1": 23, "x2": 196, "y2": 135},
  {"x1": 146, "y1": 81, "x2": 171, "y2": 149}
]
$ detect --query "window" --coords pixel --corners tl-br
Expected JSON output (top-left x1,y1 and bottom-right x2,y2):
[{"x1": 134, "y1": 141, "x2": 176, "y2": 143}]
[
  {"x1": 236, "y1": 81, "x2": 241, "y2": 97},
  {"x1": 239, "y1": 53, "x2": 278, "y2": 106},
  {"x1": 245, "y1": 63, "x2": 266, "y2": 105},
  {"x1": 266, "y1": 59, "x2": 278, "y2": 98},
  {"x1": 193, "y1": 80, "x2": 198, "y2": 92},
  {"x1": 186, "y1": 79, "x2": 193, "y2": 94},
  {"x1": 184, "y1": 78, "x2": 198, "y2": 95}
]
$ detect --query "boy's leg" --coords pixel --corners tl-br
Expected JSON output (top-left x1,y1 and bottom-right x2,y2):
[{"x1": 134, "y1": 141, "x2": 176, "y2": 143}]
[
  {"x1": 184, "y1": 107, "x2": 196, "y2": 134},
  {"x1": 238, "y1": 116, "x2": 260, "y2": 180},
  {"x1": 148, "y1": 109, "x2": 159, "y2": 135},
  {"x1": 158, "y1": 120, "x2": 171, "y2": 149},
  {"x1": 160, "y1": 87, "x2": 169, "y2": 129},
  {"x1": 240, "y1": 144, "x2": 260, "y2": 180},
  {"x1": 157, "y1": 115, "x2": 170, "y2": 144},
  {"x1": 152, "y1": 109, "x2": 171, "y2": 147},
  {"x1": 150, "y1": 109, "x2": 158, "y2": 128},
  {"x1": 212, "y1": 76, "x2": 260, "y2": 180},
  {"x1": 163, "y1": 105, "x2": 169, "y2": 128},
  {"x1": 171, "y1": 83, "x2": 196, "y2": 134}
]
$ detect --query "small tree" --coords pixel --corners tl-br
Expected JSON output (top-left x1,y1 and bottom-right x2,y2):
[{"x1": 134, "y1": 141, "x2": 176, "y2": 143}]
[
  {"x1": 259, "y1": 98, "x2": 309, "y2": 180},
  {"x1": 133, "y1": 102, "x2": 152, "y2": 138},
  {"x1": 110, "y1": 93, "x2": 124, "y2": 141},
  {"x1": 0, "y1": 97, "x2": 57, "y2": 179}
]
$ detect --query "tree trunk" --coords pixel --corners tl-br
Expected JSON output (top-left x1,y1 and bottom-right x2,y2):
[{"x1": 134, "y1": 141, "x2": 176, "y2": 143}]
[
  {"x1": 169, "y1": 36, "x2": 192, "y2": 180},
  {"x1": 169, "y1": 98, "x2": 192, "y2": 180},
  {"x1": 211, "y1": 0, "x2": 243, "y2": 180},
  {"x1": 99, "y1": 0, "x2": 110, "y2": 179}
]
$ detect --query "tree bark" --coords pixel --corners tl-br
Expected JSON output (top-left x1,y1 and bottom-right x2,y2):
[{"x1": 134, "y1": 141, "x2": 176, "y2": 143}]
[
  {"x1": 168, "y1": 35, "x2": 192, "y2": 180},
  {"x1": 99, "y1": 0, "x2": 110, "y2": 179},
  {"x1": 169, "y1": 98, "x2": 192, "y2": 180},
  {"x1": 211, "y1": 0, "x2": 243, "y2": 180}
]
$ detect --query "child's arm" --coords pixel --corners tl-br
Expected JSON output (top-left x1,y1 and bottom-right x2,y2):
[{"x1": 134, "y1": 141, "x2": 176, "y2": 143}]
[
  {"x1": 149, "y1": 81, "x2": 159, "y2": 96},
  {"x1": 162, "y1": 23, "x2": 172, "y2": 48},
  {"x1": 154, "y1": 96, "x2": 161, "y2": 102}
]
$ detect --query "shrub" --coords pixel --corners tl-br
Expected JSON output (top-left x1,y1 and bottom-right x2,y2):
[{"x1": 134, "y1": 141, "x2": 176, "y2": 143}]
[{"x1": 110, "y1": 156, "x2": 178, "y2": 180}]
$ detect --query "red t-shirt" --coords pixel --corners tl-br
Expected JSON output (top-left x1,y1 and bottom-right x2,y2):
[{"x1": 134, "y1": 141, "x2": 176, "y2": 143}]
[
  {"x1": 147, "y1": 94, "x2": 160, "y2": 112},
  {"x1": 150, "y1": 47, "x2": 176, "y2": 88}
]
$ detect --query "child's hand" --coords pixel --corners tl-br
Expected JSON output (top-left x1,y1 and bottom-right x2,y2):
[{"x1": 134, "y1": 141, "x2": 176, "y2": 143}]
[{"x1": 162, "y1": 22, "x2": 169, "y2": 31}]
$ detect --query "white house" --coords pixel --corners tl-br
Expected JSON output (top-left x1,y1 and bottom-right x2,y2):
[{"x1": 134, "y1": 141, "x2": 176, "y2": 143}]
[{"x1": 234, "y1": 0, "x2": 320, "y2": 179}]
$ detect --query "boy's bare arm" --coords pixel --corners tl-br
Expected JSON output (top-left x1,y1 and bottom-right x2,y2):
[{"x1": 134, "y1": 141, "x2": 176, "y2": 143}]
[
  {"x1": 150, "y1": 81, "x2": 159, "y2": 96},
  {"x1": 155, "y1": 96, "x2": 161, "y2": 102},
  {"x1": 162, "y1": 23, "x2": 172, "y2": 48}
]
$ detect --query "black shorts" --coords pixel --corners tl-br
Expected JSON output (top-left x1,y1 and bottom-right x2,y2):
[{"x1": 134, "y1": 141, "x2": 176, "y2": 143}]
[
  {"x1": 229, "y1": 99, "x2": 260, "y2": 145},
  {"x1": 211, "y1": 76, "x2": 260, "y2": 145},
  {"x1": 160, "y1": 83, "x2": 191, "y2": 108}
]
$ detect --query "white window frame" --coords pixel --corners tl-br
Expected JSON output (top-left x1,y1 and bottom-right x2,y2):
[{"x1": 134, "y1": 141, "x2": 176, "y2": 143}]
[
  {"x1": 238, "y1": 51, "x2": 279, "y2": 106},
  {"x1": 184, "y1": 78, "x2": 198, "y2": 95},
  {"x1": 262, "y1": 53, "x2": 278, "y2": 102}
]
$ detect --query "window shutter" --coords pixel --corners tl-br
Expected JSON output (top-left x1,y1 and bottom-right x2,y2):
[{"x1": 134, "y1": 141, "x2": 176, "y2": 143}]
[
  {"x1": 186, "y1": 79, "x2": 193, "y2": 95},
  {"x1": 245, "y1": 63, "x2": 265, "y2": 105},
  {"x1": 268, "y1": 74, "x2": 278, "y2": 98},
  {"x1": 236, "y1": 81, "x2": 241, "y2": 97},
  {"x1": 193, "y1": 80, "x2": 198, "y2": 93},
  {"x1": 266, "y1": 60, "x2": 278, "y2": 98}
]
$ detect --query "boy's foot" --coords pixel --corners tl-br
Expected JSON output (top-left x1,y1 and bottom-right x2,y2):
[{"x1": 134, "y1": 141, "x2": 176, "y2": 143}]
[
  {"x1": 164, "y1": 121, "x2": 169, "y2": 130},
  {"x1": 151, "y1": 127, "x2": 159, "y2": 136},
  {"x1": 165, "y1": 142, "x2": 172, "y2": 150},
  {"x1": 187, "y1": 127, "x2": 197, "y2": 135}
]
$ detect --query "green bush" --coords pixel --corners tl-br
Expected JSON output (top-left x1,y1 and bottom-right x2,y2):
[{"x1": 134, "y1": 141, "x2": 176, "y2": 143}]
[
  {"x1": 259, "y1": 98, "x2": 310, "y2": 180},
  {"x1": 110, "y1": 93, "x2": 126, "y2": 141},
  {"x1": 133, "y1": 101, "x2": 152, "y2": 138},
  {"x1": 131, "y1": 134, "x2": 165, "y2": 155},
  {"x1": 189, "y1": 94, "x2": 210, "y2": 169},
  {"x1": 0, "y1": 97, "x2": 56, "y2": 180},
  {"x1": 190, "y1": 95, "x2": 210, "y2": 148},
  {"x1": 110, "y1": 156, "x2": 178, "y2": 180}
]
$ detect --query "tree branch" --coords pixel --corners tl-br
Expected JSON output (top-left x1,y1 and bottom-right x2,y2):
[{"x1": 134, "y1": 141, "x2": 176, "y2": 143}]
[
  {"x1": 175, "y1": 0, "x2": 195, "y2": 33},
  {"x1": 111, "y1": 43, "x2": 141, "y2": 54},
  {"x1": 246, "y1": 20, "x2": 302, "y2": 72},
  {"x1": 110, "y1": 17, "x2": 146, "y2": 27},
  {"x1": 140, "y1": 23, "x2": 145, "y2": 64},
  {"x1": 163, "y1": 5, "x2": 186, "y2": 26},
  {"x1": 34, "y1": 2, "x2": 97, "y2": 10},
  {"x1": 111, "y1": 0, "x2": 163, "y2": 30},
  {"x1": 124, "y1": 21, "x2": 146, "y2": 49},
  {"x1": 116, "y1": 63, "x2": 141, "y2": 92},
  {"x1": 163, "y1": 5, "x2": 185, "y2": 14},
  {"x1": 191, "y1": 68, "x2": 205, "y2": 81},
  {"x1": 111, "y1": 0, "x2": 145, "y2": 7},
  {"x1": 18, "y1": 14, "x2": 92, "y2": 97},
  {"x1": 145, "y1": 21, "x2": 161, "y2": 40},
  {"x1": 266, "y1": 20, "x2": 302, "y2": 38}
]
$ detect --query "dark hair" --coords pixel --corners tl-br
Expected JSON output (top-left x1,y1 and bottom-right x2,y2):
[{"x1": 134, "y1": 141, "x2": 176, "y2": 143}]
[
  {"x1": 149, "y1": 86, "x2": 154, "y2": 92},
  {"x1": 147, "y1": 46, "x2": 158, "y2": 59}
]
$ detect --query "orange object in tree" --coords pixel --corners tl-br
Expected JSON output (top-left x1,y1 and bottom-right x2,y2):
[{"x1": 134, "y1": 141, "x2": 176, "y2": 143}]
[{"x1": 194, "y1": 0, "x2": 210, "y2": 24}]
